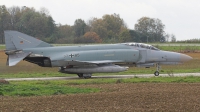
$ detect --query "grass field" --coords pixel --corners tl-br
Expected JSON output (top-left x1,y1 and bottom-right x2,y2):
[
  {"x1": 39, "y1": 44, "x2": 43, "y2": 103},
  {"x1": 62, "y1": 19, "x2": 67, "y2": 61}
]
[
  {"x1": 0, "y1": 45, "x2": 5, "y2": 50},
  {"x1": 1, "y1": 83, "x2": 200, "y2": 112},
  {"x1": 0, "y1": 80, "x2": 99, "y2": 96},
  {"x1": 156, "y1": 45, "x2": 200, "y2": 52},
  {"x1": 1, "y1": 76, "x2": 200, "y2": 97}
]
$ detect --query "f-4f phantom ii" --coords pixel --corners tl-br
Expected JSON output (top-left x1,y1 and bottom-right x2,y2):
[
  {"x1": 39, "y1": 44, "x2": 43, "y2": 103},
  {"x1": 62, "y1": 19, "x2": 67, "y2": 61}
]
[{"x1": 4, "y1": 31, "x2": 192, "y2": 78}]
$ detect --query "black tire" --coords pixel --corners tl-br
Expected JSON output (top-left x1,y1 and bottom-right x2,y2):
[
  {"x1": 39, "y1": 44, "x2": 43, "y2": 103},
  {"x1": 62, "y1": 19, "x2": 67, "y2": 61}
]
[
  {"x1": 77, "y1": 73, "x2": 83, "y2": 78},
  {"x1": 83, "y1": 76, "x2": 92, "y2": 79},
  {"x1": 154, "y1": 71, "x2": 159, "y2": 76}
]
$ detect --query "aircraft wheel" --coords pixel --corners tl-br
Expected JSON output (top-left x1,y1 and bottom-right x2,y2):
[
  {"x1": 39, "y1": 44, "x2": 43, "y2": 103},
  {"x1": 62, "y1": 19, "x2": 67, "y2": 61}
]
[
  {"x1": 154, "y1": 71, "x2": 159, "y2": 76},
  {"x1": 83, "y1": 76, "x2": 92, "y2": 79},
  {"x1": 83, "y1": 74, "x2": 92, "y2": 79},
  {"x1": 77, "y1": 73, "x2": 83, "y2": 78}
]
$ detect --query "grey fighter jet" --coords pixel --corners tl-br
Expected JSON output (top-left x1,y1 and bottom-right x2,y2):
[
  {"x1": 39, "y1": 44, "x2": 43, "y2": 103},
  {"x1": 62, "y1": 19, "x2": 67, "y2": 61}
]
[{"x1": 4, "y1": 31, "x2": 192, "y2": 78}]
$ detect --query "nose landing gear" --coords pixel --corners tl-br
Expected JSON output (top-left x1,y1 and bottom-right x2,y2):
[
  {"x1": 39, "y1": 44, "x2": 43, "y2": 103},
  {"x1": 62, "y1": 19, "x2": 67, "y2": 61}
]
[
  {"x1": 154, "y1": 63, "x2": 160, "y2": 76},
  {"x1": 154, "y1": 71, "x2": 159, "y2": 76}
]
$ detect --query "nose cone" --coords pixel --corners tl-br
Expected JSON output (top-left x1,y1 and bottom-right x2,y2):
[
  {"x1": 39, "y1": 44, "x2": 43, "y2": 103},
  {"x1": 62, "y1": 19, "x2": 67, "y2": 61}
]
[{"x1": 180, "y1": 54, "x2": 193, "y2": 62}]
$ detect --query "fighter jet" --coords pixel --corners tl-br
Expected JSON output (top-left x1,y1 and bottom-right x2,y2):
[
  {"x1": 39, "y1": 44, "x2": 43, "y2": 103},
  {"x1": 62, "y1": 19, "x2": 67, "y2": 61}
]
[{"x1": 4, "y1": 30, "x2": 192, "y2": 78}]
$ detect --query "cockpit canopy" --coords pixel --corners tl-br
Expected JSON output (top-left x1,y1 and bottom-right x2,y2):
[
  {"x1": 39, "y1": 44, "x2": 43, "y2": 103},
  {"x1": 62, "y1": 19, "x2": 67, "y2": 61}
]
[{"x1": 122, "y1": 42, "x2": 160, "y2": 51}]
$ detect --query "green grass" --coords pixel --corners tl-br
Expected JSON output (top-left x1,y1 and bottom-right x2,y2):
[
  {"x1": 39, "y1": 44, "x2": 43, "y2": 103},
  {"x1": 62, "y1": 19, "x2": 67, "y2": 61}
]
[
  {"x1": 0, "y1": 45, "x2": 5, "y2": 50},
  {"x1": 156, "y1": 45, "x2": 200, "y2": 52},
  {"x1": 1, "y1": 76, "x2": 200, "y2": 96},
  {"x1": 0, "y1": 72, "x2": 75, "y2": 78},
  {"x1": 0, "y1": 80, "x2": 99, "y2": 96},
  {"x1": 65, "y1": 76, "x2": 200, "y2": 84},
  {"x1": 122, "y1": 76, "x2": 200, "y2": 83}
]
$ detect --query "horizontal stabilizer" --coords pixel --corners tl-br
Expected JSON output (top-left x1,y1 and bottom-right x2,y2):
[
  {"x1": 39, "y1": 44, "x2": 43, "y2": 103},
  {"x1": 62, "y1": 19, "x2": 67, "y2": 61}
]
[{"x1": 7, "y1": 52, "x2": 30, "y2": 66}]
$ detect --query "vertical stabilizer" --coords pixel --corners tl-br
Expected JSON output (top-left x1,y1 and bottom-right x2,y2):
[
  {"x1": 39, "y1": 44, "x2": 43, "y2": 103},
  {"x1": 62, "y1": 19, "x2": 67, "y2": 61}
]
[{"x1": 4, "y1": 30, "x2": 52, "y2": 50}]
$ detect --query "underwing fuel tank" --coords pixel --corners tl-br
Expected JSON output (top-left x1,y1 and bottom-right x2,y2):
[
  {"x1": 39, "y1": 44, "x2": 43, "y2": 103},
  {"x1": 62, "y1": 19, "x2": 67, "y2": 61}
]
[{"x1": 59, "y1": 65, "x2": 129, "y2": 74}]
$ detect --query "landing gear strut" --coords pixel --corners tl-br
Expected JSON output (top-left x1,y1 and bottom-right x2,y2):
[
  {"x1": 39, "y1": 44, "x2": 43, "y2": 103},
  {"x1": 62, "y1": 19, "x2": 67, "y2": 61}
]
[{"x1": 154, "y1": 63, "x2": 160, "y2": 76}]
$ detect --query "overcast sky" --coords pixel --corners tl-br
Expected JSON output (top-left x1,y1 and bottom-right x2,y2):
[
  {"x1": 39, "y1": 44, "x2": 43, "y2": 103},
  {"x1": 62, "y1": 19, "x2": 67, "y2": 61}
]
[{"x1": 1, "y1": 0, "x2": 200, "y2": 40}]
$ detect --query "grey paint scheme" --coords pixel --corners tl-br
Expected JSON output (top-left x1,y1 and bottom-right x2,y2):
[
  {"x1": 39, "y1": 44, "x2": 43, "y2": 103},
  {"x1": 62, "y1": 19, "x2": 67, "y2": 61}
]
[
  {"x1": 4, "y1": 30, "x2": 192, "y2": 77},
  {"x1": 23, "y1": 45, "x2": 140, "y2": 67}
]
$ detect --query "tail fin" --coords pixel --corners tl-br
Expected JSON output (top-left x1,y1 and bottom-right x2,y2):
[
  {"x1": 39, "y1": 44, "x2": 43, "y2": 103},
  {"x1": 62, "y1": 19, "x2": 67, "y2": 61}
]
[
  {"x1": 4, "y1": 30, "x2": 52, "y2": 50},
  {"x1": 4, "y1": 30, "x2": 52, "y2": 66}
]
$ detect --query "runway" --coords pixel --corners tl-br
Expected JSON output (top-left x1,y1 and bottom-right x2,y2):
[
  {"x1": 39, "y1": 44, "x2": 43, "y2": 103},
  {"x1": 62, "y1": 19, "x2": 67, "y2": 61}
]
[{"x1": 4, "y1": 73, "x2": 200, "y2": 81}]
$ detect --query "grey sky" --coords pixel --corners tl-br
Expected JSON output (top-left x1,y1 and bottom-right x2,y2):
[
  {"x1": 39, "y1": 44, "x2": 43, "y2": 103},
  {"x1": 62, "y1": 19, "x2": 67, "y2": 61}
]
[{"x1": 1, "y1": 0, "x2": 200, "y2": 40}]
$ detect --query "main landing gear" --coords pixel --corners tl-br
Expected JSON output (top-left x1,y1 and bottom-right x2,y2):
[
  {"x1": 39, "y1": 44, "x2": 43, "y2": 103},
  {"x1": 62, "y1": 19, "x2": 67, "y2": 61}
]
[
  {"x1": 77, "y1": 73, "x2": 92, "y2": 78},
  {"x1": 154, "y1": 63, "x2": 160, "y2": 76}
]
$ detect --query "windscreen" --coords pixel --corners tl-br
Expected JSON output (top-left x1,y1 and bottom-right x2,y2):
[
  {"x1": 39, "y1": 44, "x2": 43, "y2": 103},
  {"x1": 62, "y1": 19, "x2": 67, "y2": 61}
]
[{"x1": 122, "y1": 43, "x2": 160, "y2": 51}]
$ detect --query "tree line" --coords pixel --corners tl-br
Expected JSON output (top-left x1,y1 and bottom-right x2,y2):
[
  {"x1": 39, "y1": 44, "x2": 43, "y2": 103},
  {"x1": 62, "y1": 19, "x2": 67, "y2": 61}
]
[{"x1": 0, "y1": 5, "x2": 177, "y2": 44}]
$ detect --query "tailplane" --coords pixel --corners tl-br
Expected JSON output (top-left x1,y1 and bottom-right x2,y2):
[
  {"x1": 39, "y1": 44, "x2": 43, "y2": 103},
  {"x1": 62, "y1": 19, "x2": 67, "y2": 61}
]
[{"x1": 4, "y1": 30, "x2": 52, "y2": 50}]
